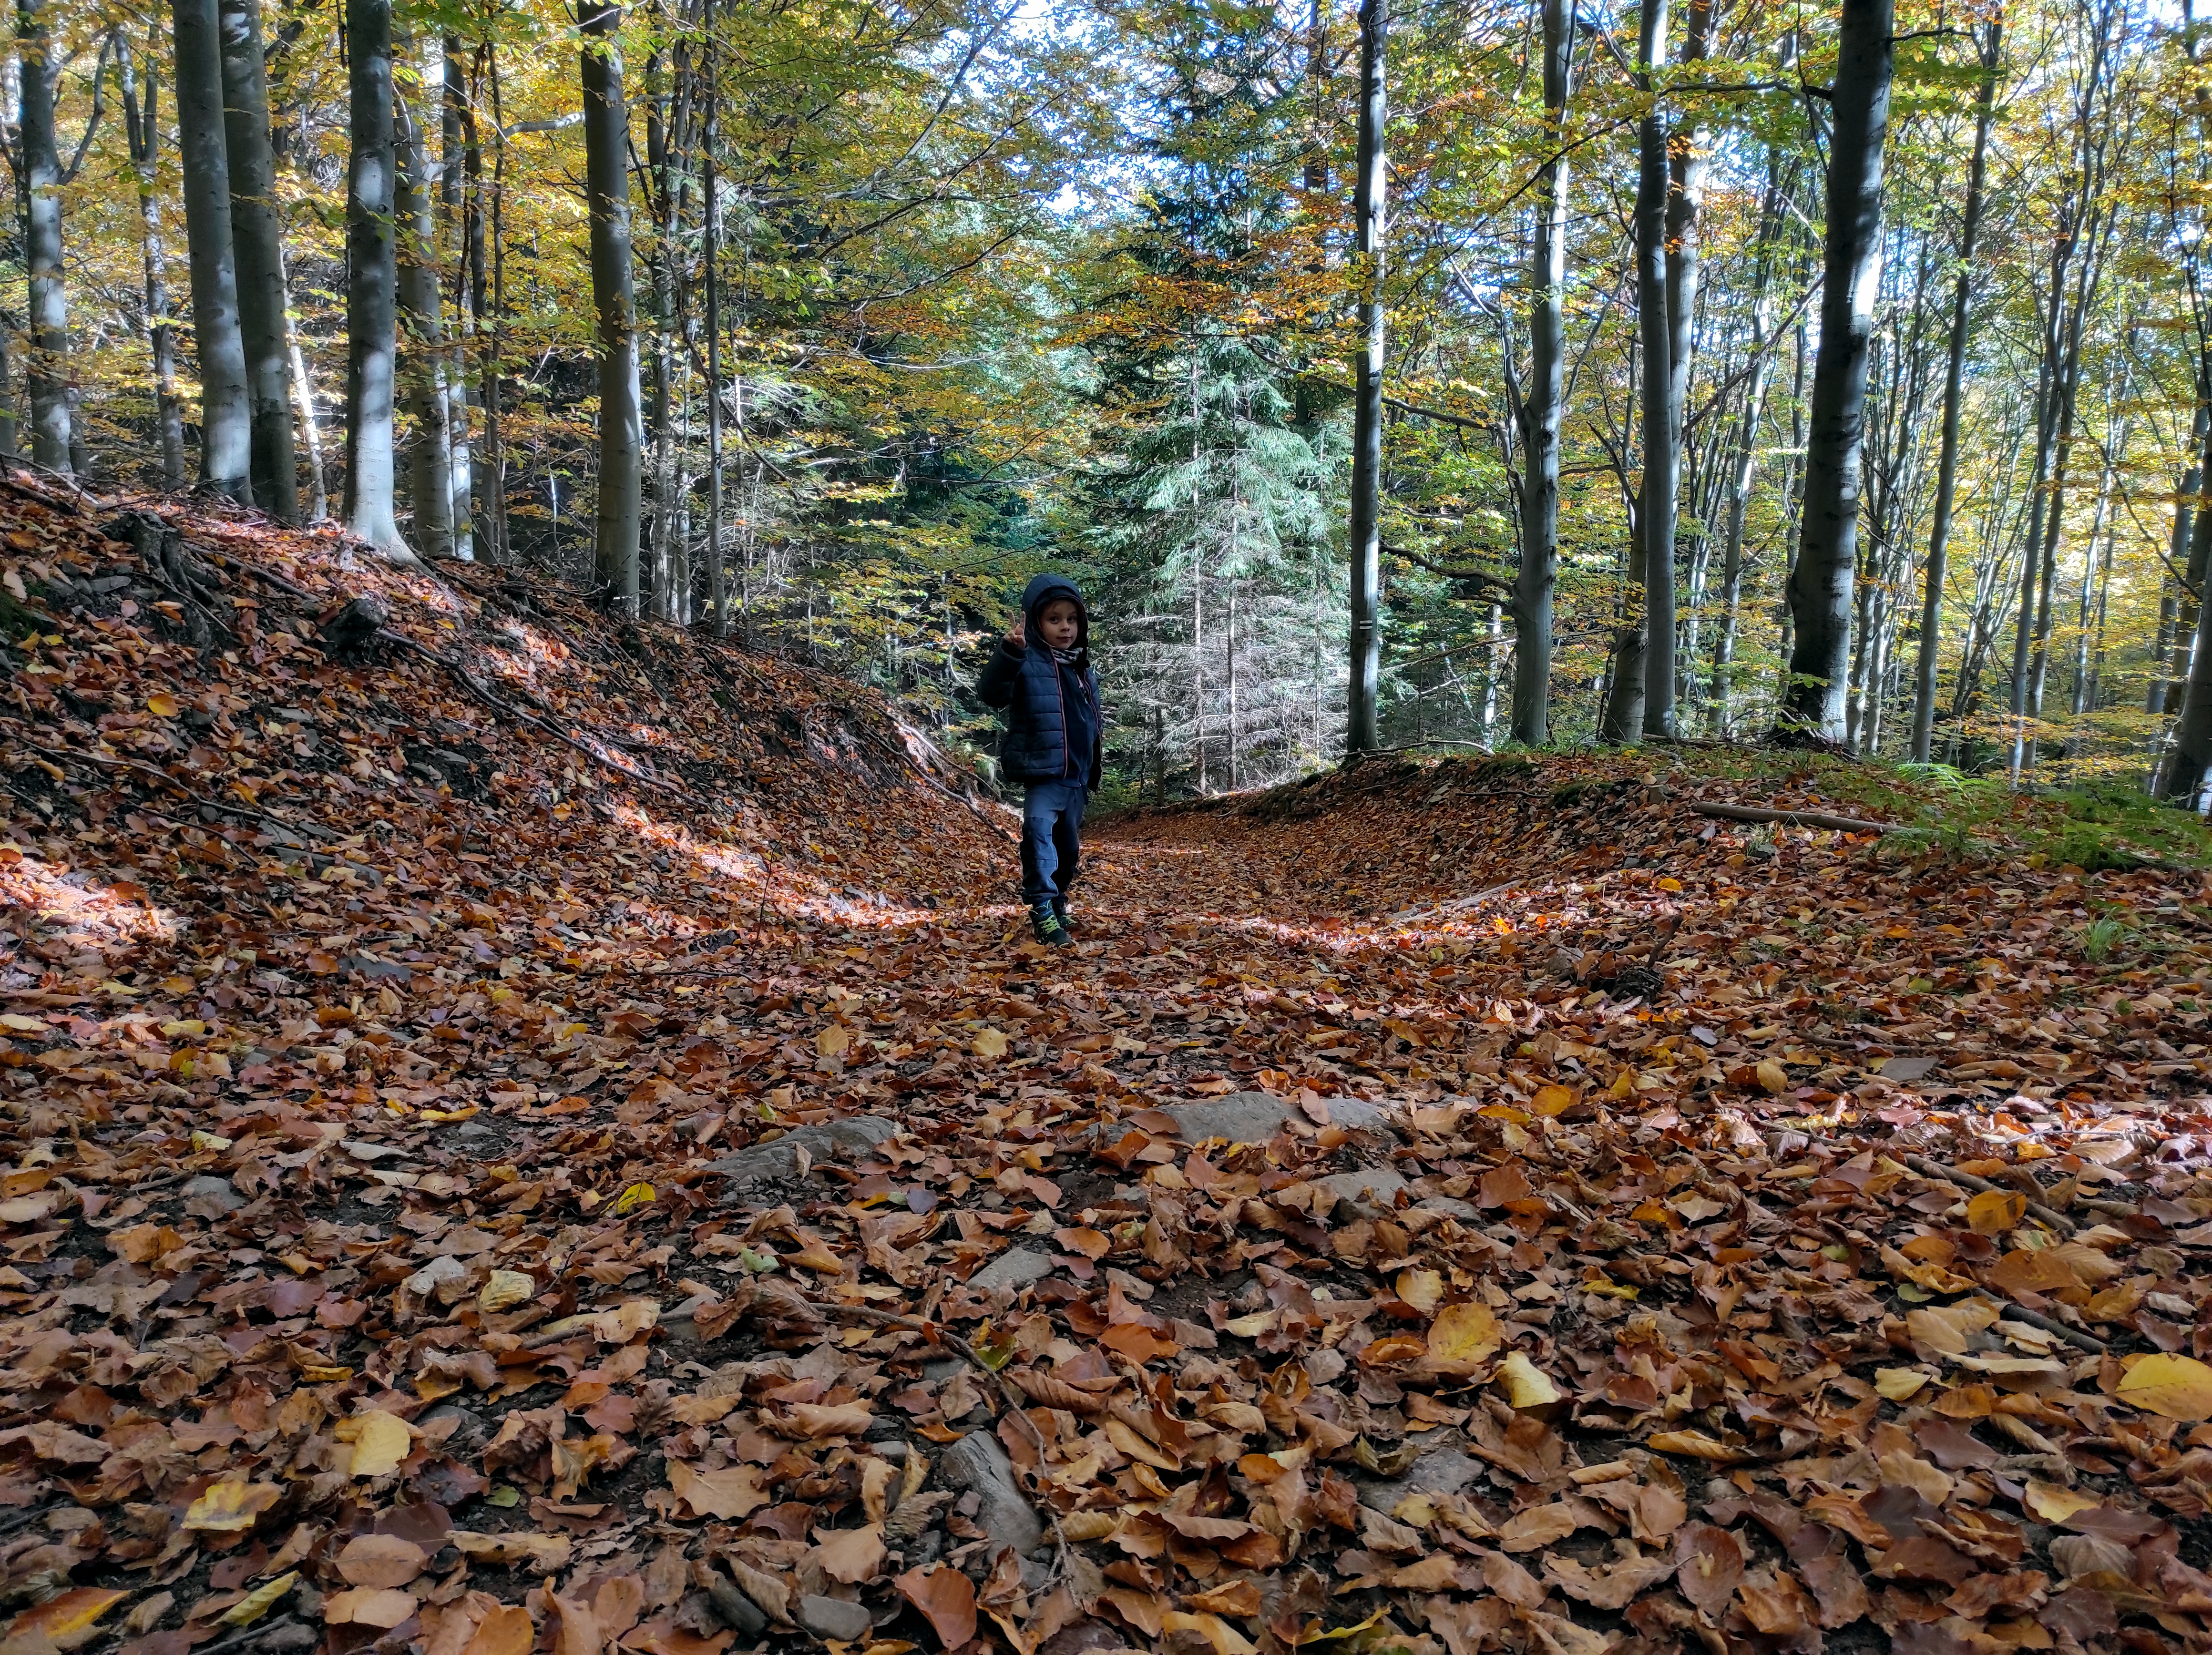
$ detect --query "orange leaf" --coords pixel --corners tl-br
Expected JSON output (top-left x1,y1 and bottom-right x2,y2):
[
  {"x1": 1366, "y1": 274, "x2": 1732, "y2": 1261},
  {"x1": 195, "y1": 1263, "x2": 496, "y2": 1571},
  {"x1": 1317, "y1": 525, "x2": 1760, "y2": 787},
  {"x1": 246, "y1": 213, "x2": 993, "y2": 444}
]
[{"x1": 895, "y1": 1564, "x2": 976, "y2": 1649}]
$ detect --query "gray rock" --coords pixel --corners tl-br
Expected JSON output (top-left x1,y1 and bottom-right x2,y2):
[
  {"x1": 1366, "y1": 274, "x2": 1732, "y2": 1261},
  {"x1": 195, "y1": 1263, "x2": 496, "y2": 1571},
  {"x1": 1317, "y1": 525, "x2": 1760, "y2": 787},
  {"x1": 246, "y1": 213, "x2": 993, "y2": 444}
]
[
  {"x1": 940, "y1": 1430, "x2": 1045, "y2": 1556},
  {"x1": 1359, "y1": 1444, "x2": 1485, "y2": 1509},
  {"x1": 419, "y1": 1402, "x2": 489, "y2": 1453},
  {"x1": 1314, "y1": 1166, "x2": 1408, "y2": 1206},
  {"x1": 797, "y1": 1596, "x2": 872, "y2": 1642},
  {"x1": 970, "y1": 1246, "x2": 1054, "y2": 1294},
  {"x1": 1163, "y1": 1092, "x2": 1398, "y2": 1146},
  {"x1": 1416, "y1": 1196, "x2": 1480, "y2": 1221},
  {"x1": 705, "y1": 1116, "x2": 899, "y2": 1189},
  {"x1": 181, "y1": 1175, "x2": 244, "y2": 1216}
]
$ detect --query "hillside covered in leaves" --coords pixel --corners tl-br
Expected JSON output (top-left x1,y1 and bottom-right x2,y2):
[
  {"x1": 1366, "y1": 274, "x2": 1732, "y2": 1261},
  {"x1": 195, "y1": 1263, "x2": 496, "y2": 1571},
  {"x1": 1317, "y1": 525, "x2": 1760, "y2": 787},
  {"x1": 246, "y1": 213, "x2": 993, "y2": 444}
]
[{"x1": 6, "y1": 481, "x2": 2212, "y2": 1655}]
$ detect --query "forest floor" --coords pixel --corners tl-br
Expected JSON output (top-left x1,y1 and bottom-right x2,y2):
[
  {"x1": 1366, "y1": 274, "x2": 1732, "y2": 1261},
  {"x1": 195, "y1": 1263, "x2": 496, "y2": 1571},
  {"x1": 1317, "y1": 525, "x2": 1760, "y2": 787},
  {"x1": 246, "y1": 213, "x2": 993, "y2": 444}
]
[{"x1": 6, "y1": 475, "x2": 2212, "y2": 1655}]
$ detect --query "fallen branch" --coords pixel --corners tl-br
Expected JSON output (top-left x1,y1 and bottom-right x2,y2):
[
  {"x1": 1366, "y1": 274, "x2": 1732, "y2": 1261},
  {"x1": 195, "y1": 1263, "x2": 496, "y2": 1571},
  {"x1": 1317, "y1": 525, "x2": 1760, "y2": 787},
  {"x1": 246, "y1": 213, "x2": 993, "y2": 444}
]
[
  {"x1": 1898, "y1": 1151, "x2": 2077, "y2": 1236},
  {"x1": 10, "y1": 738, "x2": 335, "y2": 843},
  {"x1": 1691, "y1": 801, "x2": 1900, "y2": 835}
]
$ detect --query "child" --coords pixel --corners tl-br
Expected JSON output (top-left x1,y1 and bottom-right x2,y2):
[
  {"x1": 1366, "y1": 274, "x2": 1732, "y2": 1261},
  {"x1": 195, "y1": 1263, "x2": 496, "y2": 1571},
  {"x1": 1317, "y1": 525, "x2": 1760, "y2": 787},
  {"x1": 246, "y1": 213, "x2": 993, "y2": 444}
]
[{"x1": 977, "y1": 574, "x2": 1102, "y2": 947}]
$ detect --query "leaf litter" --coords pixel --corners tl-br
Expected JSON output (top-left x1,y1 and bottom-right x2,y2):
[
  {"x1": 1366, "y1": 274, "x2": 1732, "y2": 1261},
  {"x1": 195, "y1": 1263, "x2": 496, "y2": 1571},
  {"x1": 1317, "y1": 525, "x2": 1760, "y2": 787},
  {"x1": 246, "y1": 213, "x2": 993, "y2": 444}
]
[{"x1": 3, "y1": 476, "x2": 2212, "y2": 1654}]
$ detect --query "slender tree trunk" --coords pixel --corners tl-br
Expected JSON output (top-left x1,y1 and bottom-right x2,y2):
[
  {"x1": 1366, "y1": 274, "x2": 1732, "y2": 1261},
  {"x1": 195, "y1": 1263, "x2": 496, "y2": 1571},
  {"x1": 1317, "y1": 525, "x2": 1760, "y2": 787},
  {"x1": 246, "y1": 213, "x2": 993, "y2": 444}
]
[
  {"x1": 122, "y1": 43, "x2": 187, "y2": 490},
  {"x1": 581, "y1": 0, "x2": 642, "y2": 614},
  {"x1": 1345, "y1": 0, "x2": 1386, "y2": 752},
  {"x1": 342, "y1": 0, "x2": 412, "y2": 559},
  {"x1": 17, "y1": 0, "x2": 69, "y2": 472},
  {"x1": 219, "y1": 0, "x2": 297, "y2": 521},
  {"x1": 483, "y1": 42, "x2": 510, "y2": 563},
  {"x1": 703, "y1": 0, "x2": 725, "y2": 637},
  {"x1": 1619, "y1": 0, "x2": 1671, "y2": 742},
  {"x1": 1512, "y1": 0, "x2": 1571, "y2": 747},
  {"x1": 286, "y1": 293, "x2": 328, "y2": 519},
  {"x1": 1781, "y1": 0, "x2": 1894, "y2": 739},
  {"x1": 441, "y1": 36, "x2": 473, "y2": 559},
  {"x1": 1911, "y1": 23, "x2": 1999, "y2": 762},
  {"x1": 396, "y1": 52, "x2": 454, "y2": 559},
  {"x1": 171, "y1": 0, "x2": 254, "y2": 499}
]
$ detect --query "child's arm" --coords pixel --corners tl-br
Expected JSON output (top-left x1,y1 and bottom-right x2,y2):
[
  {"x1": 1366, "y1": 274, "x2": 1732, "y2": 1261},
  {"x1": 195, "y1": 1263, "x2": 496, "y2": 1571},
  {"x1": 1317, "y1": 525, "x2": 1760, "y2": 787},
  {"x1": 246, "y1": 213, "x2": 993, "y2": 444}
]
[{"x1": 975, "y1": 619, "x2": 1025, "y2": 708}]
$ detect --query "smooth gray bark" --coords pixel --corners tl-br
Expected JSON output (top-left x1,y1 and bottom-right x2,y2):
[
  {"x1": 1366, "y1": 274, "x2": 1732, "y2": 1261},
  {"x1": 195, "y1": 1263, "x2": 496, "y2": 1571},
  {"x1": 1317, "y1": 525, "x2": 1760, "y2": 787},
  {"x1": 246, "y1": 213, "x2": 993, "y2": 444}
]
[
  {"x1": 1345, "y1": 0, "x2": 1386, "y2": 752},
  {"x1": 122, "y1": 43, "x2": 187, "y2": 490},
  {"x1": 1910, "y1": 22, "x2": 1999, "y2": 762},
  {"x1": 171, "y1": 0, "x2": 253, "y2": 500},
  {"x1": 1781, "y1": 0, "x2": 1893, "y2": 738},
  {"x1": 582, "y1": 0, "x2": 642, "y2": 614},
  {"x1": 441, "y1": 37, "x2": 473, "y2": 559},
  {"x1": 218, "y1": 0, "x2": 296, "y2": 521},
  {"x1": 17, "y1": 0, "x2": 69, "y2": 472},
  {"x1": 703, "y1": 2, "x2": 726, "y2": 637},
  {"x1": 342, "y1": 0, "x2": 414, "y2": 559},
  {"x1": 1511, "y1": 0, "x2": 1572, "y2": 747},
  {"x1": 396, "y1": 62, "x2": 455, "y2": 559}
]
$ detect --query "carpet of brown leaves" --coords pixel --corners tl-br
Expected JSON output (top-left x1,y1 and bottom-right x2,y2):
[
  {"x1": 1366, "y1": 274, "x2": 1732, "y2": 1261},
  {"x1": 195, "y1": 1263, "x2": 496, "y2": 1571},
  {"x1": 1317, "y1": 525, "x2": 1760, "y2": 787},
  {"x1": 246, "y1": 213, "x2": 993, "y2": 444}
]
[{"x1": 4, "y1": 478, "x2": 2212, "y2": 1655}]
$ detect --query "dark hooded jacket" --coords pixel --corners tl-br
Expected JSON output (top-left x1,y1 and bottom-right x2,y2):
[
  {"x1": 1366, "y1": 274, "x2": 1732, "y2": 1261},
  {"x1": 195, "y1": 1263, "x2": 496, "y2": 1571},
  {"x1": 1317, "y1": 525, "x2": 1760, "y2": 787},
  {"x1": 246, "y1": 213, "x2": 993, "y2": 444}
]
[{"x1": 977, "y1": 574, "x2": 1102, "y2": 786}]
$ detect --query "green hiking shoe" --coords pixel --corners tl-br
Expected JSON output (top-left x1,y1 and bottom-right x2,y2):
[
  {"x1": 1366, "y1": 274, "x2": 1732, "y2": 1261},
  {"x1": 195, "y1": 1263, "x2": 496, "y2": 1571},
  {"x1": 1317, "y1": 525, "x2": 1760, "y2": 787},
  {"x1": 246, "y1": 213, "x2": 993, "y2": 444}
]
[
  {"x1": 1030, "y1": 902, "x2": 1072, "y2": 946},
  {"x1": 1053, "y1": 900, "x2": 1076, "y2": 938}
]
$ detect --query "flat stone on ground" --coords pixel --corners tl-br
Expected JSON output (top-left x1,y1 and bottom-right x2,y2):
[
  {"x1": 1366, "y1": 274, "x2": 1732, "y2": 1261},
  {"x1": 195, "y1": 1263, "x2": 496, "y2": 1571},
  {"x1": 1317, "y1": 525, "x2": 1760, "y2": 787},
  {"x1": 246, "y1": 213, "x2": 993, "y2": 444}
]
[
  {"x1": 1164, "y1": 1092, "x2": 1397, "y2": 1146},
  {"x1": 941, "y1": 1430, "x2": 1046, "y2": 1555},
  {"x1": 1359, "y1": 1441, "x2": 1484, "y2": 1509},
  {"x1": 705, "y1": 1116, "x2": 898, "y2": 1189},
  {"x1": 970, "y1": 1246, "x2": 1054, "y2": 1294},
  {"x1": 797, "y1": 1596, "x2": 872, "y2": 1642},
  {"x1": 1314, "y1": 1166, "x2": 1408, "y2": 1205}
]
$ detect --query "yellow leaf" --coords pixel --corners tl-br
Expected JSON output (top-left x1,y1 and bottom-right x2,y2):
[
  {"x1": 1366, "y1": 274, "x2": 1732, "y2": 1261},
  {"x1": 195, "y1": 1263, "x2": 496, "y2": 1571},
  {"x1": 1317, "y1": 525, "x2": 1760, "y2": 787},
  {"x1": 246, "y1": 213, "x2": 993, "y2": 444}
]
[
  {"x1": 2117, "y1": 1353, "x2": 2212, "y2": 1421},
  {"x1": 146, "y1": 693, "x2": 178, "y2": 718},
  {"x1": 1874, "y1": 1369, "x2": 1933, "y2": 1402},
  {"x1": 338, "y1": 1410, "x2": 414, "y2": 1478},
  {"x1": 1965, "y1": 1189, "x2": 2027, "y2": 1235},
  {"x1": 479, "y1": 1270, "x2": 536, "y2": 1313},
  {"x1": 2025, "y1": 1481, "x2": 2104, "y2": 1523},
  {"x1": 0, "y1": 1014, "x2": 50, "y2": 1033},
  {"x1": 183, "y1": 1481, "x2": 279, "y2": 1532},
  {"x1": 1656, "y1": 877, "x2": 1683, "y2": 892},
  {"x1": 1160, "y1": 1612, "x2": 1257, "y2": 1655},
  {"x1": 972, "y1": 1027, "x2": 1009, "y2": 1060},
  {"x1": 1755, "y1": 1060, "x2": 1790, "y2": 1095},
  {"x1": 815, "y1": 1025, "x2": 850, "y2": 1057},
  {"x1": 219, "y1": 1573, "x2": 298, "y2": 1628},
  {"x1": 1531, "y1": 1084, "x2": 1577, "y2": 1117},
  {"x1": 1394, "y1": 1268, "x2": 1443, "y2": 1315},
  {"x1": 6, "y1": 1588, "x2": 128, "y2": 1648},
  {"x1": 1645, "y1": 1430, "x2": 1753, "y2": 1462},
  {"x1": 1425, "y1": 1302, "x2": 1502, "y2": 1373},
  {"x1": 610, "y1": 1181, "x2": 655, "y2": 1217},
  {"x1": 1494, "y1": 1351, "x2": 1561, "y2": 1410}
]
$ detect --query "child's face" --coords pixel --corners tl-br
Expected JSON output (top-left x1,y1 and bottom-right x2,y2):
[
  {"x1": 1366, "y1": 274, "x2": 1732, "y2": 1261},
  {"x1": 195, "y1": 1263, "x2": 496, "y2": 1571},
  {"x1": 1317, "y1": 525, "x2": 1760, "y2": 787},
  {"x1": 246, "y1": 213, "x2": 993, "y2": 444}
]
[{"x1": 1038, "y1": 599, "x2": 1081, "y2": 650}]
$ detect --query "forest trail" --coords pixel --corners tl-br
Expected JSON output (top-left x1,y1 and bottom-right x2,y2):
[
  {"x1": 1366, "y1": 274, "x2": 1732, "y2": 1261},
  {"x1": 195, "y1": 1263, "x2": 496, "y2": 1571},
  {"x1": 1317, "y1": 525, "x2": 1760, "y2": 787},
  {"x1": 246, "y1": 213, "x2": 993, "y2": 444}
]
[{"x1": 8, "y1": 480, "x2": 2212, "y2": 1655}]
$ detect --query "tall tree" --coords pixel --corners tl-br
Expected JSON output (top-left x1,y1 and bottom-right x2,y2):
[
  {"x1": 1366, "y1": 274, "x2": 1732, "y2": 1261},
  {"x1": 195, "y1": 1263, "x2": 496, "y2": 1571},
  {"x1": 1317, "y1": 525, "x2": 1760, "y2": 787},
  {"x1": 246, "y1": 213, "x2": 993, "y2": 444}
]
[
  {"x1": 441, "y1": 36, "x2": 474, "y2": 558},
  {"x1": 1781, "y1": 0, "x2": 1894, "y2": 738},
  {"x1": 1910, "y1": 21, "x2": 2002, "y2": 762},
  {"x1": 171, "y1": 0, "x2": 254, "y2": 500},
  {"x1": 17, "y1": 0, "x2": 70, "y2": 472},
  {"x1": 1345, "y1": 0, "x2": 1387, "y2": 753},
  {"x1": 396, "y1": 48, "x2": 454, "y2": 560},
  {"x1": 1511, "y1": 0, "x2": 1573, "y2": 747},
  {"x1": 218, "y1": 0, "x2": 296, "y2": 521},
  {"x1": 702, "y1": 0, "x2": 725, "y2": 637},
  {"x1": 581, "y1": 0, "x2": 643, "y2": 615},
  {"x1": 120, "y1": 39, "x2": 186, "y2": 490},
  {"x1": 342, "y1": 0, "x2": 413, "y2": 559}
]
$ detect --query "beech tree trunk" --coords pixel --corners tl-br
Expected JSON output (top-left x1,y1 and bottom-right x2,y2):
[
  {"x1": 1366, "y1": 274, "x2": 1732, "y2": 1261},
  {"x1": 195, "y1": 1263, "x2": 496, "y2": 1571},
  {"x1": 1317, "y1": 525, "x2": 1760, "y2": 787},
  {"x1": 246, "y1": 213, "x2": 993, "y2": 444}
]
[
  {"x1": 17, "y1": 0, "x2": 69, "y2": 472},
  {"x1": 396, "y1": 58, "x2": 455, "y2": 560},
  {"x1": 441, "y1": 37, "x2": 474, "y2": 560},
  {"x1": 171, "y1": 0, "x2": 254, "y2": 500},
  {"x1": 1631, "y1": 0, "x2": 1675, "y2": 739},
  {"x1": 703, "y1": 0, "x2": 726, "y2": 637},
  {"x1": 342, "y1": 0, "x2": 414, "y2": 560},
  {"x1": 1910, "y1": 22, "x2": 1999, "y2": 762},
  {"x1": 1511, "y1": 0, "x2": 1571, "y2": 747},
  {"x1": 1345, "y1": 0, "x2": 1387, "y2": 753},
  {"x1": 122, "y1": 42, "x2": 187, "y2": 490},
  {"x1": 582, "y1": 0, "x2": 643, "y2": 614},
  {"x1": 1781, "y1": 0, "x2": 1893, "y2": 739},
  {"x1": 218, "y1": 0, "x2": 297, "y2": 521}
]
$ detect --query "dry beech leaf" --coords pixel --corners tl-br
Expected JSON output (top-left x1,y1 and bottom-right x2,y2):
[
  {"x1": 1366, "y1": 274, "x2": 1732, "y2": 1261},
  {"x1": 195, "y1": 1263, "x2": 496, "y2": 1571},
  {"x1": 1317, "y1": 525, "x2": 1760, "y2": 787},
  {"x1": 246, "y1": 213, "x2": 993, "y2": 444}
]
[
  {"x1": 338, "y1": 1410, "x2": 414, "y2": 1478},
  {"x1": 324, "y1": 1588, "x2": 419, "y2": 1630},
  {"x1": 812, "y1": 1523, "x2": 886, "y2": 1584},
  {"x1": 1424, "y1": 1301, "x2": 1501, "y2": 1371},
  {"x1": 895, "y1": 1564, "x2": 976, "y2": 1648},
  {"x1": 335, "y1": 1534, "x2": 428, "y2": 1590},
  {"x1": 461, "y1": 1605, "x2": 535, "y2": 1655},
  {"x1": 2117, "y1": 1353, "x2": 2212, "y2": 1420}
]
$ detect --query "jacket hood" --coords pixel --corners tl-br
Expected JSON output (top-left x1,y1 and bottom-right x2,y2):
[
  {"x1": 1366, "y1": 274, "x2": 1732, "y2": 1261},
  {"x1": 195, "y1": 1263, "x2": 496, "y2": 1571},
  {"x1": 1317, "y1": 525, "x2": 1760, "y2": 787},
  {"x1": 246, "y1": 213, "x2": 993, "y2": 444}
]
[{"x1": 1021, "y1": 573, "x2": 1089, "y2": 651}]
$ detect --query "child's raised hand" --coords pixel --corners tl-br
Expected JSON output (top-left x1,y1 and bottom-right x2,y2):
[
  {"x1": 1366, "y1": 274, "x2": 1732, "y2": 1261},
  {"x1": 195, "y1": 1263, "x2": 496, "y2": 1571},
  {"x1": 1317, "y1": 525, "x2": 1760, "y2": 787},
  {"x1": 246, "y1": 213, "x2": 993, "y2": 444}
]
[{"x1": 1004, "y1": 617, "x2": 1025, "y2": 649}]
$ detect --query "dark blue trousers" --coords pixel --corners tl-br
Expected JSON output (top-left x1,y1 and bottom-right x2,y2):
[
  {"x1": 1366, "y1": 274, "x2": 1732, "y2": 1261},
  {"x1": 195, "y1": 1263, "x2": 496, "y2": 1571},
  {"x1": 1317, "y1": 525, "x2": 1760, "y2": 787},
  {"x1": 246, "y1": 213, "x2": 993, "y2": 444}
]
[{"x1": 1020, "y1": 779, "x2": 1086, "y2": 905}]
